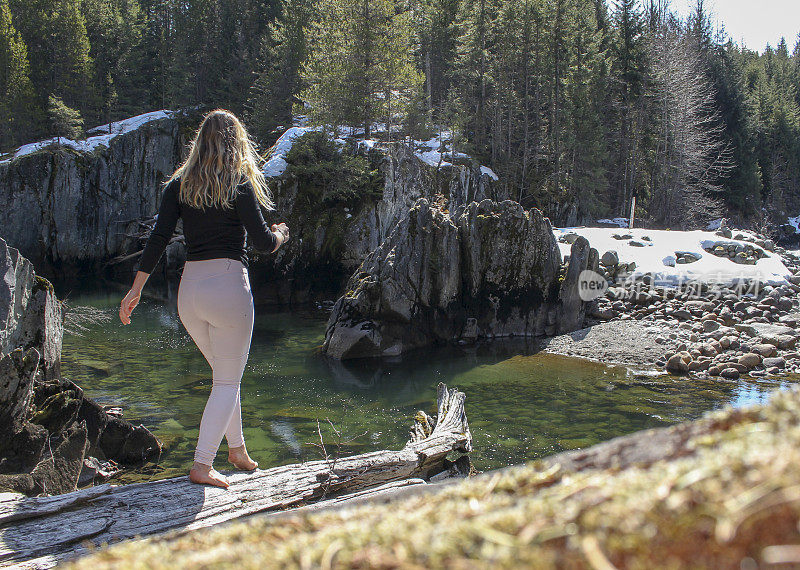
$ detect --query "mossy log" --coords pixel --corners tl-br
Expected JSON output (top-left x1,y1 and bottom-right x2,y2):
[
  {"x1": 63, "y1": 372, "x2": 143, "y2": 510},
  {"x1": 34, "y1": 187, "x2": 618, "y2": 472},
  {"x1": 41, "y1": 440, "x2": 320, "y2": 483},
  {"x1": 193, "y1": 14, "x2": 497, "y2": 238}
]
[{"x1": 0, "y1": 383, "x2": 471, "y2": 568}]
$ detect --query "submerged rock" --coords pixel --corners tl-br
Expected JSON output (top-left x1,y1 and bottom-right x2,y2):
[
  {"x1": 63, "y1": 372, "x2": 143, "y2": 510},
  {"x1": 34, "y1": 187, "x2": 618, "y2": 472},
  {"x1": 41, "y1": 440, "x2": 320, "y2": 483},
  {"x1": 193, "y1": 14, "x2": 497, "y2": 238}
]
[{"x1": 323, "y1": 198, "x2": 597, "y2": 359}]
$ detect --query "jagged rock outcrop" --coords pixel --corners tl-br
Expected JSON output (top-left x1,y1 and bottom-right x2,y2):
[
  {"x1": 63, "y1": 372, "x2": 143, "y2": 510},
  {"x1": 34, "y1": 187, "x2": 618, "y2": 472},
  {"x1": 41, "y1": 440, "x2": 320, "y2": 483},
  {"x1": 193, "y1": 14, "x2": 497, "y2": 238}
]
[
  {"x1": 256, "y1": 142, "x2": 509, "y2": 304},
  {"x1": 557, "y1": 236, "x2": 599, "y2": 334},
  {"x1": 0, "y1": 239, "x2": 62, "y2": 379},
  {"x1": 323, "y1": 198, "x2": 598, "y2": 359},
  {"x1": 0, "y1": 238, "x2": 162, "y2": 495},
  {"x1": 0, "y1": 110, "x2": 201, "y2": 278}
]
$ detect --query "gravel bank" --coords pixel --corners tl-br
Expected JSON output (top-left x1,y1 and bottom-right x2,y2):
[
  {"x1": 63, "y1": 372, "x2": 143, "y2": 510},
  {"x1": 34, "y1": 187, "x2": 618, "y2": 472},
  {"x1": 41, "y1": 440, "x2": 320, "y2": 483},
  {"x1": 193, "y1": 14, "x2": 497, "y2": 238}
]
[{"x1": 539, "y1": 320, "x2": 677, "y2": 371}]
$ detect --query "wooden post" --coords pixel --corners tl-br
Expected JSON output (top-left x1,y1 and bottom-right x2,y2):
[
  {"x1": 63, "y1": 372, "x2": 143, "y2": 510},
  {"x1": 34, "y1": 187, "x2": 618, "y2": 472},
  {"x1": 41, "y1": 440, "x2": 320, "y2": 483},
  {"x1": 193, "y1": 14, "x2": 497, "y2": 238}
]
[{"x1": 629, "y1": 195, "x2": 636, "y2": 229}]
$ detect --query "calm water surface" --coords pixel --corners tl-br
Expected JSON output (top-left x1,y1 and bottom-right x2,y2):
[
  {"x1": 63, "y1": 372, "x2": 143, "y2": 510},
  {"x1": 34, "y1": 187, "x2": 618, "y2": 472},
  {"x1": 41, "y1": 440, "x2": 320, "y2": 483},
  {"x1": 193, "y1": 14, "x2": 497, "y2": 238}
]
[{"x1": 60, "y1": 285, "x2": 793, "y2": 483}]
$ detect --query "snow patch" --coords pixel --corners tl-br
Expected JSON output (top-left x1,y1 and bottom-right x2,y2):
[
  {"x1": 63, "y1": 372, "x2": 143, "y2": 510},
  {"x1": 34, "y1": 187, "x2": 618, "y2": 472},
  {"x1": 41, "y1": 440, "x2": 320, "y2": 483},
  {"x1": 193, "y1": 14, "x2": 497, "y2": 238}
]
[
  {"x1": 263, "y1": 126, "x2": 323, "y2": 178},
  {"x1": 554, "y1": 226, "x2": 792, "y2": 287},
  {"x1": 480, "y1": 165, "x2": 499, "y2": 181},
  {"x1": 262, "y1": 124, "x2": 499, "y2": 181},
  {"x1": 414, "y1": 132, "x2": 470, "y2": 167},
  {"x1": 596, "y1": 218, "x2": 629, "y2": 228},
  {"x1": 0, "y1": 110, "x2": 174, "y2": 165}
]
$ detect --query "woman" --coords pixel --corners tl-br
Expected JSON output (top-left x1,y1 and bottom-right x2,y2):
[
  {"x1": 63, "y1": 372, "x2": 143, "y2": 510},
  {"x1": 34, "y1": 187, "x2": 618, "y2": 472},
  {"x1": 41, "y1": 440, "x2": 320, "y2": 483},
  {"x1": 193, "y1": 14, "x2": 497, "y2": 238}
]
[{"x1": 119, "y1": 109, "x2": 289, "y2": 489}]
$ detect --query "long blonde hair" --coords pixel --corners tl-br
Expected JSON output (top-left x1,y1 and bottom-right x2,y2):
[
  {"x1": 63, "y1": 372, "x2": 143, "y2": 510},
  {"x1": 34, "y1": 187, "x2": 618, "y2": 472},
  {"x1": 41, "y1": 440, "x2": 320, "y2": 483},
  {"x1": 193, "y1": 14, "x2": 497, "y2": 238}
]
[{"x1": 168, "y1": 109, "x2": 274, "y2": 211}]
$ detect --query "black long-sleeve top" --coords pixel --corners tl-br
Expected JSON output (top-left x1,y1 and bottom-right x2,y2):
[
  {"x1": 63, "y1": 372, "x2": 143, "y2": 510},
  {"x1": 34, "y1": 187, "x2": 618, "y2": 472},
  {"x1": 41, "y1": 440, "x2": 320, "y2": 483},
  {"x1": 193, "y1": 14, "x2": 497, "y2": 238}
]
[{"x1": 138, "y1": 177, "x2": 279, "y2": 274}]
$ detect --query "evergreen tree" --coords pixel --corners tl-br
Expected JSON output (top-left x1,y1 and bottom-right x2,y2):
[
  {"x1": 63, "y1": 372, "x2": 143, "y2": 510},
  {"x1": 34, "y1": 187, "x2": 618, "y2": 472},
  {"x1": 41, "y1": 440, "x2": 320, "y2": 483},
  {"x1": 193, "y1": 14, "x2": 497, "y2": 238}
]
[
  {"x1": 10, "y1": 0, "x2": 93, "y2": 114},
  {"x1": 609, "y1": 0, "x2": 647, "y2": 215},
  {"x1": 0, "y1": 0, "x2": 39, "y2": 150},
  {"x1": 246, "y1": 0, "x2": 314, "y2": 144},
  {"x1": 452, "y1": 0, "x2": 499, "y2": 159},
  {"x1": 560, "y1": 0, "x2": 610, "y2": 219},
  {"x1": 300, "y1": 0, "x2": 423, "y2": 137},
  {"x1": 47, "y1": 94, "x2": 84, "y2": 142},
  {"x1": 81, "y1": 0, "x2": 143, "y2": 125},
  {"x1": 412, "y1": 0, "x2": 458, "y2": 115}
]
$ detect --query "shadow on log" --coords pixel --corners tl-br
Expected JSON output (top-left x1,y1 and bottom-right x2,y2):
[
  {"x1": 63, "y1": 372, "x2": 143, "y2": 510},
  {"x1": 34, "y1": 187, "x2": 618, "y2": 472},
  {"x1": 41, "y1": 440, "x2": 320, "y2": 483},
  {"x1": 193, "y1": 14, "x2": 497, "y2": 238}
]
[{"x1": 0, "y1": 383, "x2": 471, "y2": 568}]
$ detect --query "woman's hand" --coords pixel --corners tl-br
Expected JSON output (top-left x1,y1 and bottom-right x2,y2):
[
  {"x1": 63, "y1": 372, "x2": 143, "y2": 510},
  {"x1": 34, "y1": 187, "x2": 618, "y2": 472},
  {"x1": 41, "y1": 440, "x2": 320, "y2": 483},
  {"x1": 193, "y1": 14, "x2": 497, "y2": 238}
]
[
  {"x1": 120, "y1": 272, "x2": 150, "y2": 325},
  {"x1": 271, "y1": 223, "x2": 290, "y2": 252},
  {"x1": 119, "y1": 287, "x2": 141, "y2": 325}
]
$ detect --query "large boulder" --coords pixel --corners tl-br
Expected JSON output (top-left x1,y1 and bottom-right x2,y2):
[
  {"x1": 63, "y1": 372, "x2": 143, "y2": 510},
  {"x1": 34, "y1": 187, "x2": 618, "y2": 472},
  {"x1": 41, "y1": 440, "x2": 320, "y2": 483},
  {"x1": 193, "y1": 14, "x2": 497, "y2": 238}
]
[
  {"x1": 323, "y1": 198, "x2": 594, "y2": 359},
  {"x1": 558, "y1": 237, "x2": 600, "y2": 334},
  {"x1": 0, "y1": 348, "x2": 39, "y2": 435},
  {"x1": 0, "y1": 238, "x2": 62, "y2": 379},
  {"x1": 253, "y1": 142, "x2": 510, "y2": 304}
]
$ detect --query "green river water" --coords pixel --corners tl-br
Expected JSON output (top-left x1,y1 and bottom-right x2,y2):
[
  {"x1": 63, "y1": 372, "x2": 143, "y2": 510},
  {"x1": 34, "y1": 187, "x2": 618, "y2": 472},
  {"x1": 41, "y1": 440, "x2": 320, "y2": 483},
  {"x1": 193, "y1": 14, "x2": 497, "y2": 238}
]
[{"x1": 60, "y1": 286, "x2": 792, "y2": 483}]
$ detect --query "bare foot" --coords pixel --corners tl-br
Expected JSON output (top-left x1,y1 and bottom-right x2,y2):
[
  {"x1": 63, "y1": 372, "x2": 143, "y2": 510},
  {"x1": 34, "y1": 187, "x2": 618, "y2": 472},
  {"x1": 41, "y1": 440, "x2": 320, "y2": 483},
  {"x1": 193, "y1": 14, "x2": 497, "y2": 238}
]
[
  {"x1": 228, "y1": 445, "x2": 258, "y2": 471},
  {"x1": 189, "y1": 462, "x2": 229, "y2": 488}
]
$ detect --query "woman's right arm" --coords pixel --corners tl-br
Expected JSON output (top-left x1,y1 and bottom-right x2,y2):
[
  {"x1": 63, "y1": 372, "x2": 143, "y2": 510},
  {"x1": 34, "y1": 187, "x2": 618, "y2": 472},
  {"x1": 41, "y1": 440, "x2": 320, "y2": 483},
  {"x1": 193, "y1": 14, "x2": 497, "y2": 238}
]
[{"x1": 119, "y1": 181, "x2": 180, "y2": 324}]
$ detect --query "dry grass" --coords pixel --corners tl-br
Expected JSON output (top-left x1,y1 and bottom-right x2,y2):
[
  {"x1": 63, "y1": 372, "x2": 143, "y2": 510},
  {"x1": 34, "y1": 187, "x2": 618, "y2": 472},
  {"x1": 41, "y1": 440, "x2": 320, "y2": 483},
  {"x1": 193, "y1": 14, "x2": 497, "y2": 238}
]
[{"x1": 69, "y1": 386, "x2": 800, "y2": 569}]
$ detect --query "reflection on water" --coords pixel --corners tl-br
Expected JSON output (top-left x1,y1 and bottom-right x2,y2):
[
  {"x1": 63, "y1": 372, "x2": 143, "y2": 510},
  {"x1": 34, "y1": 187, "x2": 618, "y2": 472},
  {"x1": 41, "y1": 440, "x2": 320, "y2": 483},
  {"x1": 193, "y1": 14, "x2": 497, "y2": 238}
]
[{"x1": 60, "y1": 285, "x2": 794, "y2": 483}]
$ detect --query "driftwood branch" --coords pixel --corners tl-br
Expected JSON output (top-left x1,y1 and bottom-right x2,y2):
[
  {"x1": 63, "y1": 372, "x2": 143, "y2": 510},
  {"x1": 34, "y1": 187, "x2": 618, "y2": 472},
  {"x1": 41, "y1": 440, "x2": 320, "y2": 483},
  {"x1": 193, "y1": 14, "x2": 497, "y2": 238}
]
[{"x1": 0, "y1": 383, "x2": 471, "y2": 568}]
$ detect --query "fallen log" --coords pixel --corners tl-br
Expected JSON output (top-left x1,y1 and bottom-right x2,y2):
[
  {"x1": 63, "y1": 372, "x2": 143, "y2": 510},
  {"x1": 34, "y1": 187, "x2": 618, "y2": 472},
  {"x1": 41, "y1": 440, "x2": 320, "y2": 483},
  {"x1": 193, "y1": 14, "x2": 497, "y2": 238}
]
[
  {"x1": 0, "y1": 383, "x2": 471, "y2": 569},
  {"x1": 102, "y1": 236, "x2": 184, "y2": 268}
]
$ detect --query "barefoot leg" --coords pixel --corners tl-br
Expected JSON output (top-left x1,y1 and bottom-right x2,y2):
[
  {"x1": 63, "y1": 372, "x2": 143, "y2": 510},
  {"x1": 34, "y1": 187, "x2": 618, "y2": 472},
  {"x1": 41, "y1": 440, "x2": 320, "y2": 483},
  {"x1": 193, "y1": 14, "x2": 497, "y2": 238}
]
[
  {"x1": 189, "y1": 462, "x2": 230, "y2": 488},
  {"x1": 228, "y1": 445, "x2": 258, "y2": 471}
]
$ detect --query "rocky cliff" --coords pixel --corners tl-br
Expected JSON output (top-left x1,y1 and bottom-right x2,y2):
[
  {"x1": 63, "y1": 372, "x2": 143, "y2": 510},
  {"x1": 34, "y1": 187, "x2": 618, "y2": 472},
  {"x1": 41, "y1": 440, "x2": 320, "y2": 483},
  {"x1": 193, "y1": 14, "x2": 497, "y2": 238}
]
[
  {"x1": 0, "y1": 110, "x2": 201, "y2": 279},
  {"x1": 255, "y1": 140, "x2": 509, "y2": 304},
  {"x1": 0, "y1": 115, "x2": 508, "y2": 297},
  {"x1": 322, "y1": 198, "x2": 598, "y2": 359},
  {"x1": 0, "y1": 238, "x2": 161, "y2": 495}
]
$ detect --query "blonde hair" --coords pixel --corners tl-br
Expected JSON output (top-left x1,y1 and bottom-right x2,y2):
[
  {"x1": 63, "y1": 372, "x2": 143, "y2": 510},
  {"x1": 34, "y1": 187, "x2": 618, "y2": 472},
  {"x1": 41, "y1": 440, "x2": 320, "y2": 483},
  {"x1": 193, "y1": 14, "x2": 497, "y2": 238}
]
[{"x1": 167, "y1": 109, "x2": 274, "y2": 211}]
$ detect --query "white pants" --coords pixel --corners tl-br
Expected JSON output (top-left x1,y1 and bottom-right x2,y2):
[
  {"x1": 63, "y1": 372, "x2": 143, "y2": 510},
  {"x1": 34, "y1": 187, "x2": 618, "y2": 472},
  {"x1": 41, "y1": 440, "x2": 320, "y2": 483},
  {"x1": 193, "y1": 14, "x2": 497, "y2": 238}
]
[{"x1": 177, "y1": 258, "x2": 254, "y2": 466}]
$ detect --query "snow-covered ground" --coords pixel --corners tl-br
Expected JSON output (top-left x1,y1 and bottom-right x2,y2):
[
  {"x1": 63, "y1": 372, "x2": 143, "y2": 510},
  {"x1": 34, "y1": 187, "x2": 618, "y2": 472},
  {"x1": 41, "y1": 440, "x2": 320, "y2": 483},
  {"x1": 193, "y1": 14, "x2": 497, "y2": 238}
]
[
  {"x1": 262, "y1": 123, "x2": 498, "y2": 180},
  {"x1": 554, "y1": 226, "x2": 793, "y2": 287},
  {"x1": 0, "y1": 110, "x2": 174, "y2": 165}
]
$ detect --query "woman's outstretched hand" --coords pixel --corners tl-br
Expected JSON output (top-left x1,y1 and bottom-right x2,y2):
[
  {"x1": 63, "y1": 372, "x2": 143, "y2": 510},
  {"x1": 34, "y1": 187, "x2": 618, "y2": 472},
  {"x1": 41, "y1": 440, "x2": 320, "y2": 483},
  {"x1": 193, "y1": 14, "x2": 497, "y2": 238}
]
[
  {"x1": 119, "y1": 287, "x2": 141, "y2": 325},
  {"x1": 271, "y1": 223, "x2": 290, "y2": 252},
  {"x1": 271, "y1": 223, "x2": 289, "y2": 240}
]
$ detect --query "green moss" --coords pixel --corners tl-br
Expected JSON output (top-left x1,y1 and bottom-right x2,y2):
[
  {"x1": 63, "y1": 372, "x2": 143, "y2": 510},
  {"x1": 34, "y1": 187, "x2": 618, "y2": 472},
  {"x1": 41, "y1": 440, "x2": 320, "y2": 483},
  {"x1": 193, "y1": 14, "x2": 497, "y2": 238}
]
[
  {"x1": 276, "y1": 131, "x2": 385, "y2": 290},
  {"x1": 32, "y1": 275, "x2": 55, "y2": 295}
]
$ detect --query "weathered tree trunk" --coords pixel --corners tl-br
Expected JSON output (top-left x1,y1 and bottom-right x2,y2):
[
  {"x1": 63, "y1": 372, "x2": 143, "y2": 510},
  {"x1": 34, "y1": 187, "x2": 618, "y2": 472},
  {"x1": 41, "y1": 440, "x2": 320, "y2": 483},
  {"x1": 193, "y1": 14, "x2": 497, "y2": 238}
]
[{"x1": 0, "y1": 383, "x2": 471, "y2": 569}]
